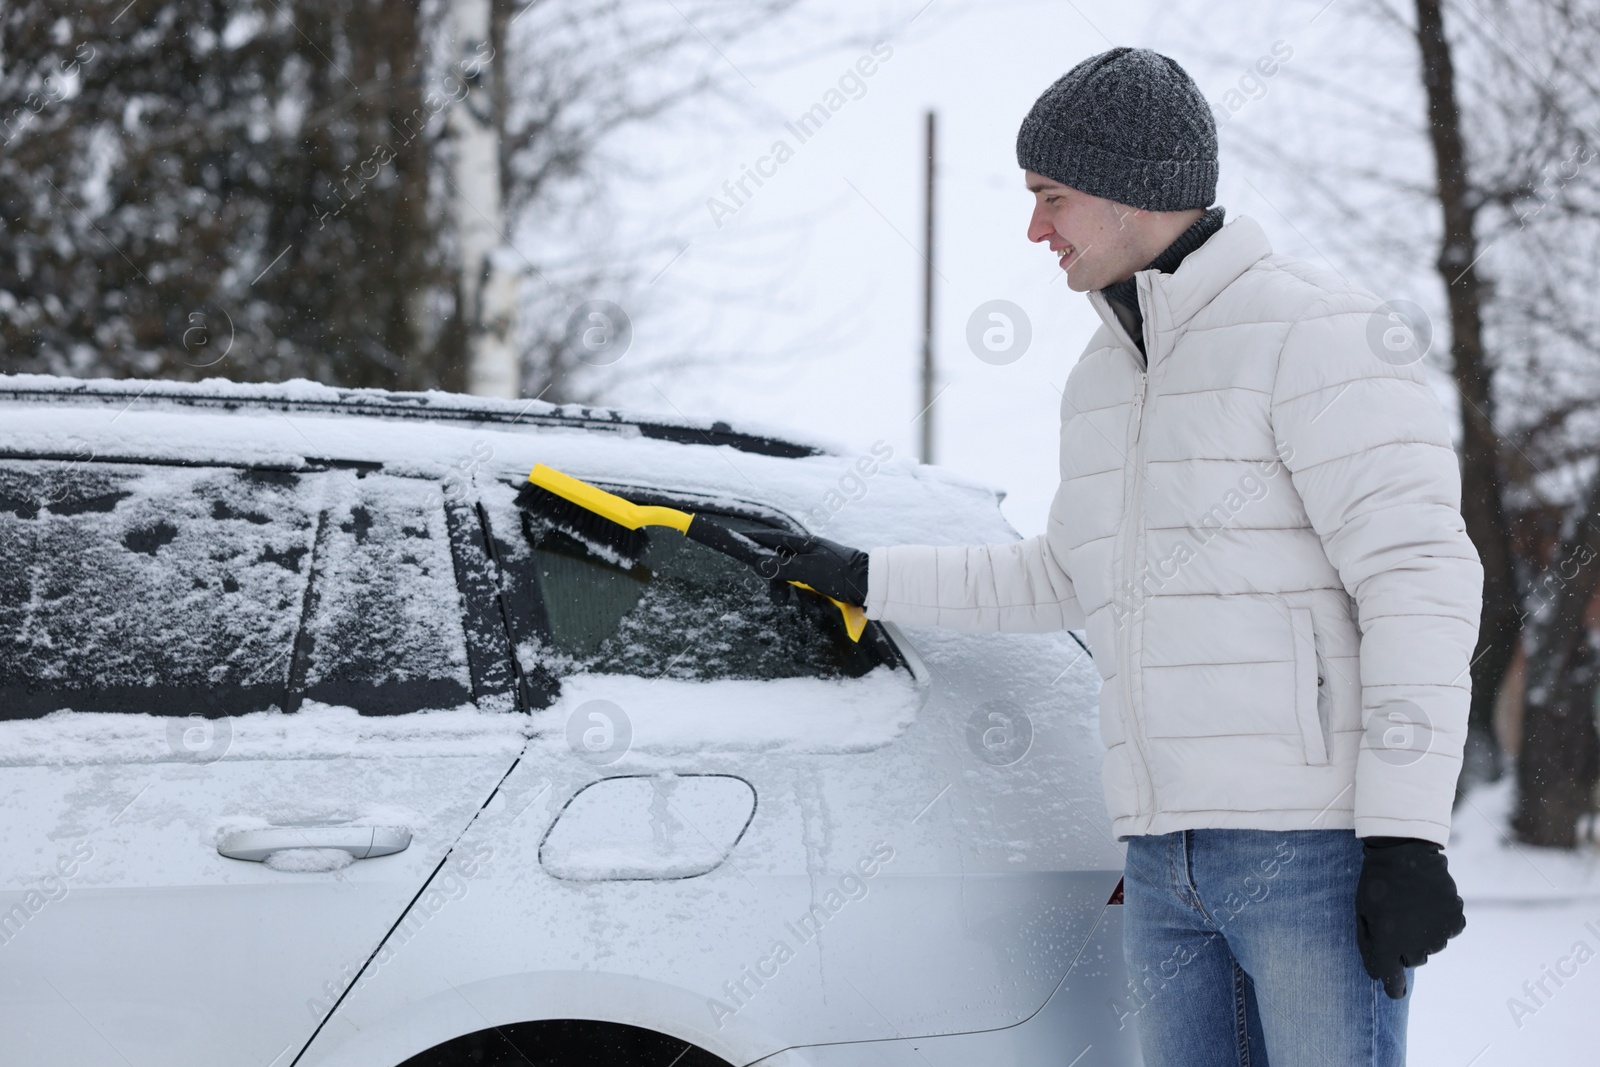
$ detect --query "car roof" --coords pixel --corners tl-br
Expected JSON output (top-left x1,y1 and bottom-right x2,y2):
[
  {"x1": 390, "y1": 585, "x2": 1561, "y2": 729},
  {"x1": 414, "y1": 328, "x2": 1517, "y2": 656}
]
[
  {"x1": 0, "y1": 373, "x2": 827, "y2": 458},
  {"x1": 0, "y1": 373, "x2": 1020, "y2": 548}
]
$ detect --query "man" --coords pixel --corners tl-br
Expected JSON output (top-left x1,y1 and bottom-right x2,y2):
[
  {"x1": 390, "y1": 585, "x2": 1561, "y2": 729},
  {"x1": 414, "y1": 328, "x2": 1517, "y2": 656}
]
[{"x1": 751, "y1": 46, "x2": 1482, "y2": 1067}]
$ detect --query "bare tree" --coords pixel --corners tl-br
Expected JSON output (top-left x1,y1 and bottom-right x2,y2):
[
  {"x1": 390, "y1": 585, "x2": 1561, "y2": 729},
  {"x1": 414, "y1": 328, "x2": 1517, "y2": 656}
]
[
  {"x1": 1408, "y1": 0, "x2": 1525, "y2": 791},
  {"x1": 1455, "y1": 0, "x2": 1600, "y2": 844},
  {"x1": 488, "y1": 0, "x2": 836, "y2": 404},
  {"x1": 1514, "y1": 464, "x2": 1600, "y2": 846}
]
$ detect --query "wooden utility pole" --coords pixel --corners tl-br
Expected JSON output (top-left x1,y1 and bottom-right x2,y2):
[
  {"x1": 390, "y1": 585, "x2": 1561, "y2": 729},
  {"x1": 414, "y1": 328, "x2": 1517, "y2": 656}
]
[{"x1": 920, "y1": 110, "x2": 937, "y2": 464}]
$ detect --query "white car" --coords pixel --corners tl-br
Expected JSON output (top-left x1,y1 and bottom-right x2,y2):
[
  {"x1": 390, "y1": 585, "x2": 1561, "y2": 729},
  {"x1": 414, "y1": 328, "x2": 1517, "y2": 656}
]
[{"x1": 0, "y1": 375, "x2": 1136, "y2": 1067}]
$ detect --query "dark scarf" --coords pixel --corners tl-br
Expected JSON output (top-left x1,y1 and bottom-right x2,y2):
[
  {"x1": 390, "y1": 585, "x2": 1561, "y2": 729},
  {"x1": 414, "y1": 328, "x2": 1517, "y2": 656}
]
[{"x1": 1100, "y1": 205, "x2": 1226, "y2": 357}]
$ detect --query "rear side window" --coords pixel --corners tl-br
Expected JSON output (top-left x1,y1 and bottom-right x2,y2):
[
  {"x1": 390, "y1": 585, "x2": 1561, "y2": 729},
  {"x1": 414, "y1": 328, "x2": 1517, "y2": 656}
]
[
  {"x1": 485, "y1": 482, "x2": 896, "y2": 683},
  {"x1": 297, "y1": 472, "x2": 472, "y2": 713},
  {"x1": 0, "y1": 462, "x2": 313, "y2": 719},
  {"x1": 0, "y1": 461, "x2": 476, "y2": 719}
]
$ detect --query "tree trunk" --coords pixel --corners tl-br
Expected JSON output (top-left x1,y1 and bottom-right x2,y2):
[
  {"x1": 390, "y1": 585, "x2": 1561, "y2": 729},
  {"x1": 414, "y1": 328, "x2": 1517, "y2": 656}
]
[
  {"x1": 452, "y1": 0, "x2": 520, "y2": 398},
  {"x1": 1412, "y1": 0, "x2": 1521, "y2": 786},
  {"x1": 1514, "y1": 466, "x2": 1600, "y2": 848}
]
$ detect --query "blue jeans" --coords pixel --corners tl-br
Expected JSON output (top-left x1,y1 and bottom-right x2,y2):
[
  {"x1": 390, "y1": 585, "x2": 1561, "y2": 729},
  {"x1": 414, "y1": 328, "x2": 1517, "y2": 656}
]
[{"x1": 1119, "y1": 829, "x2": 1409, "y2": 1066}]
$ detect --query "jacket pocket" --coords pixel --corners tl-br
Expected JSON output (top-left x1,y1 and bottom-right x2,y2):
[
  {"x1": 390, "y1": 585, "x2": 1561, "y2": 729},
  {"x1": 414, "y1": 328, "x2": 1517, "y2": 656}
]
[{"x1": 1289, "y1": 606, "x2": 1329, "y2": 765}]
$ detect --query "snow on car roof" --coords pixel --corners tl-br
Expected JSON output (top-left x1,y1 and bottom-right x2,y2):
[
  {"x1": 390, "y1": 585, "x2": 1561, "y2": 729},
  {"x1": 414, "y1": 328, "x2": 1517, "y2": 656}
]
[
  {"x1": 0, "y1": 374, "x2": 1020, "y2": 549},
  {"x1": 0, "y1": 372, "x2": 832, "y2": 457}
]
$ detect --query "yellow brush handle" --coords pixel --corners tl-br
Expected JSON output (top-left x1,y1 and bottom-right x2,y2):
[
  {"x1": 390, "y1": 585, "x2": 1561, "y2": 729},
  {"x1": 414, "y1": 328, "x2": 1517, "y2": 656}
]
[
  {"x1": 529, "y1": 464, "x2": 691, "y2": 533},
  {"x1": 529, "y1": 464, "x2": 866, "y2": 642},
  {"x1": 794, "y1": 583, "x2": 868, "y2": 642}
]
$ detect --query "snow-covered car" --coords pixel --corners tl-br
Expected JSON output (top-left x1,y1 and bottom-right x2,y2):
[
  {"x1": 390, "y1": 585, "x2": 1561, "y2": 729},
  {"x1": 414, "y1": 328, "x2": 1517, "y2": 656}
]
[{"x1": 0, "y1": 375, "x2": 1133, "y2": 1067}]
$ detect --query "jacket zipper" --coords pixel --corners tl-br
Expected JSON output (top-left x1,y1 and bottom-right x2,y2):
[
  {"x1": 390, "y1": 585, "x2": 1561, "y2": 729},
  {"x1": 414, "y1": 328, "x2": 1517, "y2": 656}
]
[
  {"x1": 1121, "y1": 365, "x2": 1154, "y2": 823},
  {"x1": 1089, "y1": 282, "x2": 1160, "y2": 827},
  {"x1": 1132, "y1": 371, "x2": 1147, "y2": 438}
]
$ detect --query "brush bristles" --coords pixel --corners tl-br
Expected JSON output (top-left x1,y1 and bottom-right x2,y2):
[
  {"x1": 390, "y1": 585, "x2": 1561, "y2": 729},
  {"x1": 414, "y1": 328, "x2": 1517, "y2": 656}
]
[{"x1": 516, "y1": 480, "x2": 649, "y2": 561}]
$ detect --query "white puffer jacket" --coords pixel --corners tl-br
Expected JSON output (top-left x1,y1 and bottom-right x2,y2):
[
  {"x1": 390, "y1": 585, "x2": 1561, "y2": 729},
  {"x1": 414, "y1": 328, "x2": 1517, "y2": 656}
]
[{"x1": 866, "y1": 215, "x2": 1483, "y2": 846}]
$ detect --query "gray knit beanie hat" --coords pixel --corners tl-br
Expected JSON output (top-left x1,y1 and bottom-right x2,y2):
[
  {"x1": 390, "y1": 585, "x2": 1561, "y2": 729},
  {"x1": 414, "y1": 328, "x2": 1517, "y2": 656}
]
[{"x1": 1017, "y1": 47, "x2": 1218, "y2": 212}]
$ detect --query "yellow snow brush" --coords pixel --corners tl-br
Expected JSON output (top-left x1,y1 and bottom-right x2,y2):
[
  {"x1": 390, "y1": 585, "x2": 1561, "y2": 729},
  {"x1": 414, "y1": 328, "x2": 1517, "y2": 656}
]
[{"x1": 520, "y1": 463, "x2": 867, "y2": 642}]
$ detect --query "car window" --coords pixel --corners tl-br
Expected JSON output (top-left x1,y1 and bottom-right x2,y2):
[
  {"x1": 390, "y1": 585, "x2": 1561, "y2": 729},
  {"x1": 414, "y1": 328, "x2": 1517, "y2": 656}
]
[
  {"x1": 297, "y1": 471, "x2": 473, "y2": 714},
  {"x1": 0, "y1": 461, "x2": 477, "y2": 719},
  {"x1": 498, "y1": 485, "x2": 894, "y2": 683},
  {"x1": 0, "y1": 461, "x2": 313, "y2": 719}
]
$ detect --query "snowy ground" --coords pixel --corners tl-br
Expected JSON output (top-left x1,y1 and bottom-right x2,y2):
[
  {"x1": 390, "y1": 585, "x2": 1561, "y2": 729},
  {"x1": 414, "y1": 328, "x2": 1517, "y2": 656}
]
[{"x1": 1410, "y1": 779, "x2": 1600, "y2": 1065}]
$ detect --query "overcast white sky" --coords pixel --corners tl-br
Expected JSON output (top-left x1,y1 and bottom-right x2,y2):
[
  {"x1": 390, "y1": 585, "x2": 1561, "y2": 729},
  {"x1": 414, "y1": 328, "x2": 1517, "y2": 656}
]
[{"x1": 552, "y1": 0, "x2": 1444, "y2": 537}]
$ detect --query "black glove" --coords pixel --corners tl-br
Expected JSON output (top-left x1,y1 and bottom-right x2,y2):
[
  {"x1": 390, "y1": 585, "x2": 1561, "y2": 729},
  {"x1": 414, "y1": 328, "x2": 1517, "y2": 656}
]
[
  {"x1": 1356, "y1": 836, "x2": 1466, "y2": 999},
  {"x1": 743, "y1": 530, "x2": 869, "y2": 607}
]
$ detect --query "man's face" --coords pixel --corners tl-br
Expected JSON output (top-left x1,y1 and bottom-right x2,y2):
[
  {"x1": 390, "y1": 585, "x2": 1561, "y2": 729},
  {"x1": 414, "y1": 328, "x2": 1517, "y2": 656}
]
[{"x1": 1024, "y1": 172, "x2": 1145, "y2": 292}]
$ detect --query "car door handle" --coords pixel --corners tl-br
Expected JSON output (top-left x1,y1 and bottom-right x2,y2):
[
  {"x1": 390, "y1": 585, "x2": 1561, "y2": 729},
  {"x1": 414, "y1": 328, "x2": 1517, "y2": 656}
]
[{"x1": 217, "y1": 826, "x2": 412, "y2": 862}]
